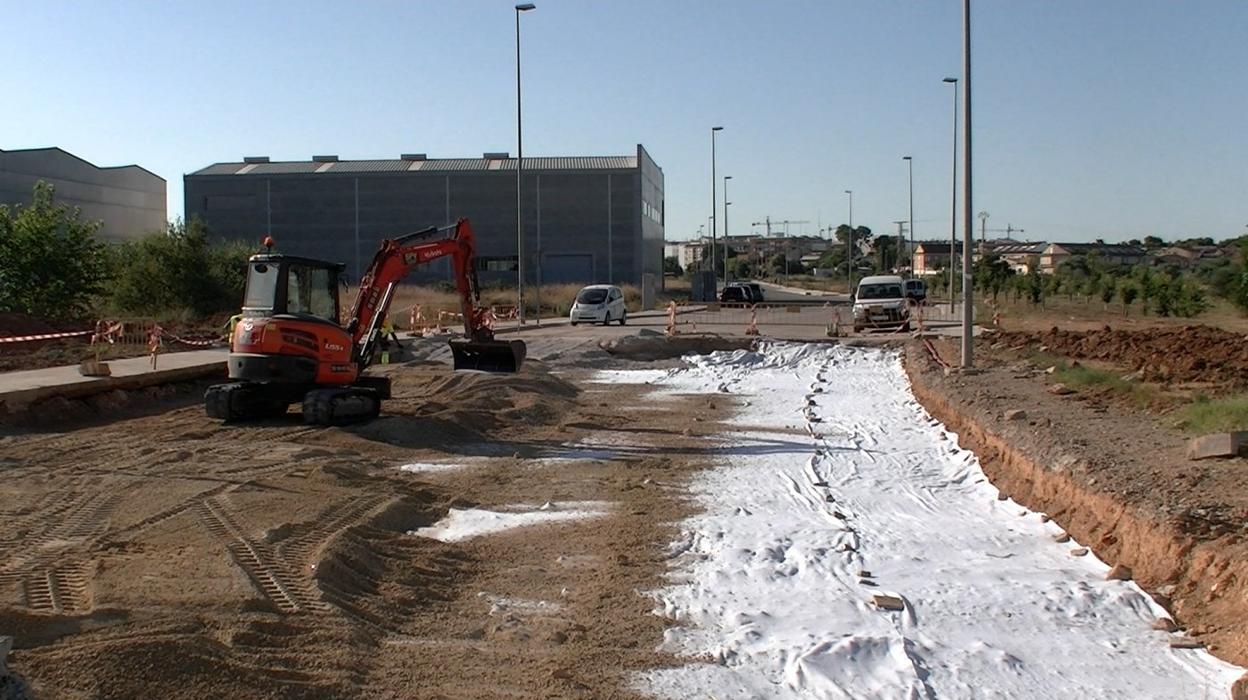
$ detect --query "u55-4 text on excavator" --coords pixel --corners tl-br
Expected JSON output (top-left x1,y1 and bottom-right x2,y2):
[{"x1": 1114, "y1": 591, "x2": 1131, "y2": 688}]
[{"x1": 204, "y1": 219, "x2": 526, "y2": 425}]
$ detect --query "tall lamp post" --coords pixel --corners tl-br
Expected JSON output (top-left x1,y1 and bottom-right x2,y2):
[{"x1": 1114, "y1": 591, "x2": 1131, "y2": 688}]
[
  {"x1": 843, "y1": 189, "x2": 854, "y2": 292},
  {"x1": 960, "y1": 0, "x2": 974, "y2": 367},
  {"x1": 943, "y1": 77, "x2": 959, "y2": 313},
  {"x1": 723, "y1": 175, "x2": 732, "y2": 281},
  {"x1": 903, "y1": 156, "x2": 914, "y2": 273},
  {"x1": 514, "y1": 2, "x2": 536, "y2": 323},
  {"x1": 710, "y1": 126, "x2": 724, "y2": 297}
]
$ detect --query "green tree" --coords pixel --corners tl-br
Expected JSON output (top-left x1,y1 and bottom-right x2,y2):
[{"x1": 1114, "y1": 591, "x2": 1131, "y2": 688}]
[
  {"x1": 1098, "y1": 274, "x2": 1116, "y2": 306},
  {"x1": 726, "y1": 257, "x2": 752, "y2": 279},
  {"x1": 111, "y1": 218, "x2": 251, "y2": 316},
  {"x1": 1117, "y1": 279, "x2": 1138, "y2": 315},
  {"x1": 872, "y1": 234, "x2": 898, "y2": 271},
  {"x1": 1171, "y1": 277, "x2": 1208, "y2": 318},
  {"x1": 973, "y1": 255, "x2": 1013, "y2": 301},
  {"x1": 663, "y1": 256, "x2": 683, "y2": 277},
  {"x1": 0, "y1": 181, "x2": 110, "y2": 318},
  {"x1": 767, "y1": 253, "x2": 788, "y2": 276}
]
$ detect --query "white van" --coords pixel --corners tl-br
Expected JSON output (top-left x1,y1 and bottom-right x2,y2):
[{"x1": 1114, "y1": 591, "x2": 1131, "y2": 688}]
[{"x1": 852, "y1": 275, "x2": 911, "y2": 332}]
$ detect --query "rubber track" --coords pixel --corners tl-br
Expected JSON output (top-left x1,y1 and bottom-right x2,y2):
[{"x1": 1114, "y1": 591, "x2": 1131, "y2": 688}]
[
  {"x1": 275, "y1": 495, "x2": 392, "y2": 570},
  {"x1": 193, "y1": 497, "x2": 329, "y2": 615}
]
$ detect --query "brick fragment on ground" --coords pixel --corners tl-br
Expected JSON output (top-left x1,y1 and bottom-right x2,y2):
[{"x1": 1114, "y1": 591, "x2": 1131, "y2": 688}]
[
  {"x1": 1186, "y1": 432, "x2": 1248, "y2": 460},
  {"x1": 1106, "y1": 564, "x2": 1133, "y2": 581},
  {"x1": 1151, "y1": 618, "x2": 1178, "y2": 632},
  {"x1": 872, "y1": 594, "x2": 905, "y2": 611}
]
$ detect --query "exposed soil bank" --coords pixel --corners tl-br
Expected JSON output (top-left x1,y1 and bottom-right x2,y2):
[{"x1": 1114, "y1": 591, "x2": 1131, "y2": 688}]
[{"x1": 905, "y1": 341, "x2": 1248, "y2": 672}]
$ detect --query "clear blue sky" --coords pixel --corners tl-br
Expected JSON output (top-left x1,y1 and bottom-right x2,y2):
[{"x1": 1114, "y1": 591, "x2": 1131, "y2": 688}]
[{"x1": 4, "y1": 0, "x2": 1245, "y2": 244}]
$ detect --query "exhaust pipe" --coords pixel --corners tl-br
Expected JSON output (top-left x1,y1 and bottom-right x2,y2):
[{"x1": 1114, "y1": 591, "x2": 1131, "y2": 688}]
[{"x1": 448, "y1": 338, "x2": 527, "y2": 373}]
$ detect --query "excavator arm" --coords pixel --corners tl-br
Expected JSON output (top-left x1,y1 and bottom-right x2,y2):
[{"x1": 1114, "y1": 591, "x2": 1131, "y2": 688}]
[{"x1": 346, "y1": 219, "x2": 525, "y2": 372}]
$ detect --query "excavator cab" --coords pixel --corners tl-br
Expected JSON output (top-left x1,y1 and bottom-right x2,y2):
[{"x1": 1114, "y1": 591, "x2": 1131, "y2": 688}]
[{"x1": 242, "y1": 255, "x2": 344, "y2": 323}]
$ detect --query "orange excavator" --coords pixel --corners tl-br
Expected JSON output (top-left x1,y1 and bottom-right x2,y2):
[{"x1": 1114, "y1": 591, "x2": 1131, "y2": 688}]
[{"x1": 204, "y1": 218, "x2": 526, "y2": 425}]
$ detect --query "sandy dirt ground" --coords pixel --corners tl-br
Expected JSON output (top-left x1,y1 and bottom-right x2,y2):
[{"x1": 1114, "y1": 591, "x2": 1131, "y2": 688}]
[
  {"x1": 910, "y1": 330, "x2": 1248, "y2": 670},
  {"x1": 0, "y1": 336, "x2": 741, "y2": 699}
]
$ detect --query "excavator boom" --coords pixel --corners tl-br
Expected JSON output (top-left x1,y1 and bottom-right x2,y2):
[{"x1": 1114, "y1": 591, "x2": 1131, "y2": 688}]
[{"x1": 346, "y1": 219, "x2": 525, "y2": 373}]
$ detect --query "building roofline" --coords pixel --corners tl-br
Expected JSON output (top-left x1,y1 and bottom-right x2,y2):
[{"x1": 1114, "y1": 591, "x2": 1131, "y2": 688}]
[
  {"x1": 0, "y1": 146, "x2": 166, "y2": 182},
  {"x1": 186, "y1": 152, "x2": 646, "y2": 177}
]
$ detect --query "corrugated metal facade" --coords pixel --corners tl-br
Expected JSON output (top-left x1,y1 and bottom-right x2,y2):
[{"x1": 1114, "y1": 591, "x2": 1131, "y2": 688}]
[{"x1": 184, "y1": 147, "x2": 663, "y2": 288}]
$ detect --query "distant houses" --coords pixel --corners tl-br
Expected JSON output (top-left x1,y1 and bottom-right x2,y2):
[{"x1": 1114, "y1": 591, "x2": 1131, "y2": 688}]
[{"x1": 672, "y1": 231, "x2": 1239, "y2": 277}]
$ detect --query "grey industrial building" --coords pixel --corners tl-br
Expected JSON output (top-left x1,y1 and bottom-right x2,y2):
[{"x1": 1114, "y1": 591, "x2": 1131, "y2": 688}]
[
  {"x1": 0, "y1": 147, "x2": 167, "y2": 241},
  {"x1": 184, "y1": 145, "x2": 664, "y2": 288}
]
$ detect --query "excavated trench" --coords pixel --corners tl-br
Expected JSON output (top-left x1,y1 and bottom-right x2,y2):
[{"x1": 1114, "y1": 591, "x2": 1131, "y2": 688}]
[{"x1": 904, "y1": 344, "x2": 1248, "y2": 678}]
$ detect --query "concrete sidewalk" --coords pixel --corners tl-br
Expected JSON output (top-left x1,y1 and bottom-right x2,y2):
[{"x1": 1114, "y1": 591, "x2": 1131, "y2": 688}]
[{"x1": 0, "y1": 348, "x2": 227, "y2": 413}]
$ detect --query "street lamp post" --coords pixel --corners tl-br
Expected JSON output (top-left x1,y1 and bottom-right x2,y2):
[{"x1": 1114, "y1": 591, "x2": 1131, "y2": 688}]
[
  {"x1": 844, "y1": 189, "x2": 854, "y2": 292},
  {"x1": 944, "y1": 77, "x2": 959, "y2": 313},
  {"x1": 961, "y1": 0, "x2": 974, "y2": 367},
  {"x1": 710, "y1": 126, "x2": 724, "y2": 298},
  {"x1": 903, "y1": 156, "x2": 914, "y2": 274},
  {"x1": 514, "y1": 2, "x2": 536, "y2": 323},
  {"x1": 723, "y1": 175, "x2": 732, "y2": 281}
]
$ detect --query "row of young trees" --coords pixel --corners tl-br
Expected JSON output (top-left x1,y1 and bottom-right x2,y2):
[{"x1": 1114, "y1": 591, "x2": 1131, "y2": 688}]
[
  {"x1": 957, "y1": 246, "x2": 1248, "y2": 318},
  {"x1": 0, "y1": 182, "x2": 252, "y2": 319}
]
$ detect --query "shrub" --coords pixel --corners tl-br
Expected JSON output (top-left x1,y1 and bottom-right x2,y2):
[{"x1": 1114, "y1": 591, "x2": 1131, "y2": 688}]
[
  {"x1": 110, "y1": 218, "x2": 252, "y2": 316},
  {"x1": 0, "y1": 182, "x2": 110, "y2": 318}
]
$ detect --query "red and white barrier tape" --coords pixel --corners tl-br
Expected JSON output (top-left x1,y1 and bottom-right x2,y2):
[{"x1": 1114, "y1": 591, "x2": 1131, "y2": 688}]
[
  {"x1": 0, "y1": 329, "x2": 93, "y2": 344},
  {"x1": 0, "y1": 324, "x2": 221, "y2": 348},
  {"x1": 165, "y1": 333, "x2": 221, "y2": 347}
]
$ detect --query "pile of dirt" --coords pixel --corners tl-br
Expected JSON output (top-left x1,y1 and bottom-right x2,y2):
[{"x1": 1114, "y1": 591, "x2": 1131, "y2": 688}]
[
  {"x1": 598, "y1": 332, "x2": 755, "y2": 361},
  {"x1": 994, "y1": 325, "x2": 1248, "y2": 386},
  {"x1": 349, "y1": 363, "x2": 580, "y2": 448}
]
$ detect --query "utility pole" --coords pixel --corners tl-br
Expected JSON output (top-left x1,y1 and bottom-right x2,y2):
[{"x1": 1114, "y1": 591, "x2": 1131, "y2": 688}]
[
  {"x1": 844, "y1": 190, "x2": 854, "y2": 292},
  {"x1": 723, "y1": 175, "x2": 732, "y2": 282},
  {"x1": 960, "y1": 0, "x2": 974, "y2": 368},
  {"x1": 710, "y1": 126, "x2": 724, "y2": 298},
  {"x1": 893, "y1": 220, "x2": 907, "y2": 272}
]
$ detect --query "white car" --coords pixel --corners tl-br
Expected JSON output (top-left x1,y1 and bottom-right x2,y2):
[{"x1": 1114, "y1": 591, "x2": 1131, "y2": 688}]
[
  {"x1": 852, "y1": 275, "x2": 911, "y2": 332},
  {"x1": 569, "y1": 284, "x2": 627, "y2": 326}
]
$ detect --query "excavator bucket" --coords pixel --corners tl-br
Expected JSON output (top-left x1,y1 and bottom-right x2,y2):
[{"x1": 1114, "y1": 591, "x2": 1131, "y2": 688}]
[{"x1": 448, "y1": 338, "x2": 527, "y2": 373}]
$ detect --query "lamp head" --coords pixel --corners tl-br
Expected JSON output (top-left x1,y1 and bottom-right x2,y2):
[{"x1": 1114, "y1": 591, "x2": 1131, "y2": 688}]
[
  {"x1": 516, "y1": 3, "x2": 536, "y2": 10},
  {"x1": 943, "y1": 77, "x2": 958, "y2": 83},
  {"x1": 712, "y1": 126, "x2": 724, "y2": 132}
]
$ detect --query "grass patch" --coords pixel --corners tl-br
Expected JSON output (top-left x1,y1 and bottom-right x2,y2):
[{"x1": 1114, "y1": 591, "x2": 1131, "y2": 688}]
[
  {"x1": 1173, "y1": 394, "x2": 1248, "y2": 434},
  {"x1": 1053, "y1": 365, "x2": 1131, "y2": 391},
  {"x1": 1027, "y1": 352, "x2": 1162, "y2": 408}
]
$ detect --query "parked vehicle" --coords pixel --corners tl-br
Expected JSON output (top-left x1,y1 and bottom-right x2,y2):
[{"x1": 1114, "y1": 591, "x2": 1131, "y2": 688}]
[
  {"x1": 569, "y1": 284, "x2": 627, "y2": 326},
  {"x1": 723, "y1": 281, "x2": 765, "y2": 303},
  {"x1": 720, "y1": 285, "x2": 750, "y2": 303},
  {"x1": 904, "y1": 279, "x2": 927, "y2": 303},
  {"x1": 852, "y1": 275, "x2": 911, "y2": 332}
]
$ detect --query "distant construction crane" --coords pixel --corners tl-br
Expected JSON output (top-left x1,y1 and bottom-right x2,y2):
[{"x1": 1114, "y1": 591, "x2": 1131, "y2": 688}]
[
  {"x1": 984, "y1": 224, "x2": 1025, "y2": 240},
  {"x1": 750, "y1": 216, "x2": 811, "y2": 237},
  {"x1": 975, "y1": 212, "x2": 1024, "y2": 244}
]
